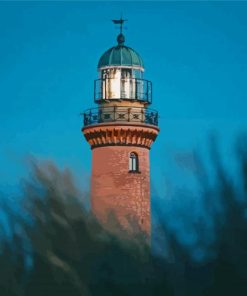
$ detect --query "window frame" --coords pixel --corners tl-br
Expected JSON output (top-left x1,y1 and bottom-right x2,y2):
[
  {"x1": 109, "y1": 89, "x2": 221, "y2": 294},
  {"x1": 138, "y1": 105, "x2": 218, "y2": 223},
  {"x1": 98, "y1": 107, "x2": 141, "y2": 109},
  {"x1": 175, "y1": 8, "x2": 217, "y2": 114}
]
[{"x1": 129, "y1": 152, "x2": 140, "y2": 173}]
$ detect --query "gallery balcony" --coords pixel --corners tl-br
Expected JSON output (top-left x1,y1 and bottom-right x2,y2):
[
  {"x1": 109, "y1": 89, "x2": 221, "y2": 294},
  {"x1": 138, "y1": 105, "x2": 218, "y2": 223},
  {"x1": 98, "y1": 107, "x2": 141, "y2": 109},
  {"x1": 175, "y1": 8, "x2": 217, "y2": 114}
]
[
  {"x1": 94, "y1": 78, "x2": 152, "y2": 104},
  {"x1": 83, "y1": 106, "x2": 158, "y2": 127}
]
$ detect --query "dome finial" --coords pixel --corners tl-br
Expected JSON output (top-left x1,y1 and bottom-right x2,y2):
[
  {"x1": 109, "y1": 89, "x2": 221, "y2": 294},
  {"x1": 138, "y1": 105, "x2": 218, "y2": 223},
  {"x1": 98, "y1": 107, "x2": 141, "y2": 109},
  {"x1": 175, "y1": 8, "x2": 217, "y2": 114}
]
[
  {"x1": 117, "y1": 33, "x2": 125, "y2": 45},
  {"x1": 112, "y1": 15, "x2": 127, "y2": 45}
]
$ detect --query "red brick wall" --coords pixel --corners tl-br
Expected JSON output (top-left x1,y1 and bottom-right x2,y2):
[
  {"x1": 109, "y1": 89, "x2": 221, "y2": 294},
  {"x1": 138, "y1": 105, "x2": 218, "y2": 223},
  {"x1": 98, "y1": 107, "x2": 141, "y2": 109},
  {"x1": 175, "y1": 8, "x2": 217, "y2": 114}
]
[{"x1": 91, "y1": 145, "x2": 151, "y2": 236}]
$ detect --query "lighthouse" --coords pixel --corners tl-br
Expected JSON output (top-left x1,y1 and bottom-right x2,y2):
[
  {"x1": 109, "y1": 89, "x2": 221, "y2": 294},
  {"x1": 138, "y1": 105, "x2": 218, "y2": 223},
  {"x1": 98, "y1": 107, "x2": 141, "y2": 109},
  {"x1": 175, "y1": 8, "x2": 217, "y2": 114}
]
[{"x1": 82, "y1": 19, "x2": 159, "y2": 237}]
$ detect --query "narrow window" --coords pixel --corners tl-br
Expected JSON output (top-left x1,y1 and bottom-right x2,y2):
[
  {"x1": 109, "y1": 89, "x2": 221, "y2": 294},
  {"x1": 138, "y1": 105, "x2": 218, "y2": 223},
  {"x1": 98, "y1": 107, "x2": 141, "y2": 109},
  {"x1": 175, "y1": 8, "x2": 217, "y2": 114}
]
[{"x1": 129, "y1": 152, "x2": 139, "y2": 172}]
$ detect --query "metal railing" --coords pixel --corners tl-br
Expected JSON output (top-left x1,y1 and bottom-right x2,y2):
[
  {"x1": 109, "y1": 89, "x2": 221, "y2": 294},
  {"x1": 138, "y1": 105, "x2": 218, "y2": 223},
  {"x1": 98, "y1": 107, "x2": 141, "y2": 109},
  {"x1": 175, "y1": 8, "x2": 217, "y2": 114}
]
[
  {"x1": 83, "y1": 106, "x2": 158, "y2": 127},
  {"x1": 94, "y1": 78, "x2": 152, "y2": 104}
]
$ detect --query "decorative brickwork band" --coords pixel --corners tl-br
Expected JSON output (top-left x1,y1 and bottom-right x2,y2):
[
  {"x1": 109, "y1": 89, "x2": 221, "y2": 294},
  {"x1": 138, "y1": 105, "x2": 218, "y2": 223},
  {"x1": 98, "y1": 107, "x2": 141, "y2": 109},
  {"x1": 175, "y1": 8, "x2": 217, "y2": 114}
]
[{"x1": 82, "y1": 122, "x2": 159, "y2": 150}]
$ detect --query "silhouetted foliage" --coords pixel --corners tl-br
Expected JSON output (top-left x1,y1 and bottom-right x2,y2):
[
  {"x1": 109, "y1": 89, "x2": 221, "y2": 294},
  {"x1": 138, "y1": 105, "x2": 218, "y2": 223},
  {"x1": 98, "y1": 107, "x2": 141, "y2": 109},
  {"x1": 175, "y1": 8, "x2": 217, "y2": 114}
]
[
  {"x1": 0, "y1": 138, "x2": 247, "y2": 295},
  {"x1": 0, "y1": 161, "x2": 171, "y2": 296}
]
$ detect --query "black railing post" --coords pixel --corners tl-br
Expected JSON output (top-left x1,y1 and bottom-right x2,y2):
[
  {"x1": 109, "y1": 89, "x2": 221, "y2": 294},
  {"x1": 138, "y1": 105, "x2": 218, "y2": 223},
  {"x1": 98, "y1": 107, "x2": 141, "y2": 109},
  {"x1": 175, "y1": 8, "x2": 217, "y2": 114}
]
[
  {"x1": 100, "y1": 79, "x2": 103, "y2": 101},
  {"x1": 120, "y1": 78, "x2": 122, "y2": 99},
  {"x1": 113, "y1": 106, "x2": 116, "y2": 122},
  {"x1": 146, "y1": 81, "x2": 149, "y2": 103},
  {"x1": 104, "y1": 78, "x2": 109, "y2": 100},
  {"x1": 135, "y1": 79, "x2": 138, "y2": 100},
  {"x1": 89, "y1": 109, "x2": 92, "y2": 125},
  {"x1": 141, "y1": 108, "x2": 144, "y2": 123},
  {"x1": 144, "y1": 109, "x2": 147, "y2": 124},
  {"x1": 99, "y1": 109, "x2": 102, "y2": 123}
]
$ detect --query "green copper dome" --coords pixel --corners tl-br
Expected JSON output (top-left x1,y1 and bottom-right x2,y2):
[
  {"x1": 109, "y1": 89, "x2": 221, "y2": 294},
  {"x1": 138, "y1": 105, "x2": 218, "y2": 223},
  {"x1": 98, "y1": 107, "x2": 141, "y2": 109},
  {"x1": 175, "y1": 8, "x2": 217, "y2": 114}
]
[{"x1": 98, "y1": 33, "x2": 144, "y2": 69}]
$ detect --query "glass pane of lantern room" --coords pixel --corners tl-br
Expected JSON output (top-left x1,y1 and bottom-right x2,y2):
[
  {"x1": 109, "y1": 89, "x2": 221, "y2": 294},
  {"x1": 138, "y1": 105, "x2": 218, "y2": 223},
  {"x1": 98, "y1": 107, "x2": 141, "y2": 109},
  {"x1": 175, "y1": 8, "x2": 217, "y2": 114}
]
[
  {"x1": 136, "y1": 79, "x2": 144, "y2": 101},
  {"x1": 107, "y1": 68, "x2": 121, "y2": 99},
  {"x1": 133, "y1": 69, "x2": 144, "y2": 101},
  {"x1": 133, "y1": 69, "x2": 143, "y2": 79},
  {"x1": 121, "y1": 69, "x2": 132, "y2": 99}
]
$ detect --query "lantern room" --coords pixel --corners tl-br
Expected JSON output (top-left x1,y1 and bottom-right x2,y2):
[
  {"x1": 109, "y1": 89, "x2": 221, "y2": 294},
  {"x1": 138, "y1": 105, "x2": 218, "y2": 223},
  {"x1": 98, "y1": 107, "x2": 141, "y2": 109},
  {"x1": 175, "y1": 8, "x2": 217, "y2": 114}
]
[{"x1": 94, "y1": 33, "x2": 152, "y2": 104}]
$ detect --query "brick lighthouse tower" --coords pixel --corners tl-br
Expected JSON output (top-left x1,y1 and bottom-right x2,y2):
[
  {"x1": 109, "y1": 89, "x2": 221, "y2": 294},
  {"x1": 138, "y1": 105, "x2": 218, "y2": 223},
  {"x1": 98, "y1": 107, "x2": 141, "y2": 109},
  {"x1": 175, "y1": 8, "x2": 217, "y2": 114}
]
[{"x1": 82, "y1": 19, "x2": 159, "y2": 237}]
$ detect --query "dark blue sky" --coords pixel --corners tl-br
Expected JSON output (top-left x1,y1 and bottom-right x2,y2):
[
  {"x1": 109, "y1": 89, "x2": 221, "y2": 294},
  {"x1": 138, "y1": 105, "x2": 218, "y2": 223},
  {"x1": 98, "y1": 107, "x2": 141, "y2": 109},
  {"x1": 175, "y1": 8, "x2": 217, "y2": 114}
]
[{"x1": 0, "y1": 1, "x2": 247, "y2": 201}]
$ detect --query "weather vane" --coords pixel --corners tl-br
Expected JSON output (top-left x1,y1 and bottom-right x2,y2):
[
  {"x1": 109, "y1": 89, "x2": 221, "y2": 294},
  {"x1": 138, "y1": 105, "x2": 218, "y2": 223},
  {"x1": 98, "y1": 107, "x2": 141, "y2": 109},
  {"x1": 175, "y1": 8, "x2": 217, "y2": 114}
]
[{"x1": 112, "y1": 16, "x2": 127, "y2": 34}]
